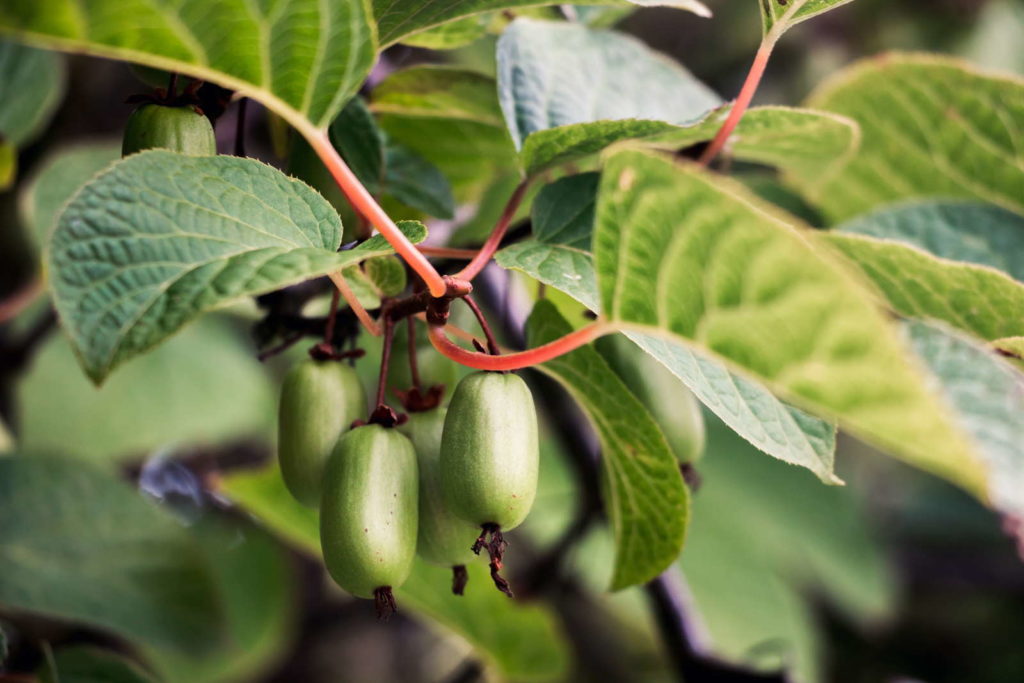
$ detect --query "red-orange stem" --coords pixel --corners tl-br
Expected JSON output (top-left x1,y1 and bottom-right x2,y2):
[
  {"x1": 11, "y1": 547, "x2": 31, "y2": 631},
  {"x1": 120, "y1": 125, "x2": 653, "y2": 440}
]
[
  {"x1": 698, "y1": 42, "x2": 774, "y2": 167},
  {"x1": 428, "y1": 322, "x2": 609, "y2": 371},
  {"x1": 309, "y1": 131, "x2": 447, "y2": 297},
  {"x1": 417, "y1": 246, "x2": 479, "y2": 260},
  {"x1": 456, "y1": 179, "x2": 530, "y2": 281}
]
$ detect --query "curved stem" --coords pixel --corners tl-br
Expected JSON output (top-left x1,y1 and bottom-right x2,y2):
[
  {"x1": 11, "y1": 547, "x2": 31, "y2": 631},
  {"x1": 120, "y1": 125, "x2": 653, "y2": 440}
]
[
  {"x1": 428, "y1": 321, "x2": 610, "y2": 371},
  {"x1": 455, "y1": 179, "x2": 530, "y2": 281},
  {"x1": 462, "y1": 295, "x2": 500, "y2": 355},
  {"x1": 327, "y1": 271, "x2": 381, "y2": 336},
  {"x1": 0, "y1": 278, "x2": 43, "y2": 324},
  {"x1": 308, "y1": 130, "x2": 447, "y2": 297},
  {"x1": 418, "y1": 246, "x2": 478, "y2": 260},
  {"x1": 698, "y1": 41, "x2": 774, "y2": 167}
]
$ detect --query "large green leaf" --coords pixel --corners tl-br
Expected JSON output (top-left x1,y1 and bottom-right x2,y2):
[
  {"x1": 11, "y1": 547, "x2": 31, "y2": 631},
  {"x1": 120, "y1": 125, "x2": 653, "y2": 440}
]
[
  {"x1": 823, "y1": 232, "x2": 1024, "y2": 341},
  {"x1": 19, "y1": 141, "x2": 120, "y2": 251},
  {"x1": 17, "y1": 316, "x2": 275, "y2": 462},
  {"x1": 837, "y1": 201, "x2": 1024, "y2": 282},
  {"x1": 39, "y1": 647, "x2": 156, "y2": 683},
  {"x1": 146, "y1": 517, "x2": 296, "y2": 683},
  {"x1": 497, "y1": 175, "x2": 839, "y2": 484},
  {"x1": 905, "y1": 321, "x2": 1024, "y2": 538},
  {"x1": 759, "y1": 0, "x2": 858, "y2": 36},
  {"x1": 526, "y1": 300, "x2": 689, "y2": 589},
  {"x1": 220, "y1": 465, "x2": 571, "y2": 681},
  {"x1": 47, "y1": 150, "x2": 425, "y2": 383},
  {"x1": 595, "y1": 148, "x2": 982, "y2": 496},
  {"x1": 372, "y1": 0, "x2": 709, "y2": 47},
  {"x1": 0, "y1": 457, "x2": 224, "y2": 654},
  {"x1": 0, "y1": 40, "x2": 64, "y2": 147},
  {"x1": 371, "y1": 65, "x2": 505, "y2": 126},
  {"x1": 497, "y1": 18, "x2": 720, "y2": 169},
  {"x1": 0, "y1": 0, "x2": 374, "y2": 132},
  {"x1": 804, "y1": 54, "x2": 1024, "y2": 222}
]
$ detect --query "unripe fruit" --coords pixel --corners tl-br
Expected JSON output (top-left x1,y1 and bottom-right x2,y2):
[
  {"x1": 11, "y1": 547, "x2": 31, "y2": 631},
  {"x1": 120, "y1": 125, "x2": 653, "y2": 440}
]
[
  {"x1": 121, "y1": 104, "x2": 216, "y2": 157},
  {"x1": 278, "y1": 359, "x2": 366, "y2": 507},
  {"x1": 440, "y1": 372, "x2": 539, "y2": 531},
  {"x1": 596, "y1": 335, "x2": 705, "y2": 463},
  {"x1": 400, "y1": 409, "x2": 479, "y2": 569},
  {"x1": 320, "y1": 424, "x2": 418, "y2": 600}
]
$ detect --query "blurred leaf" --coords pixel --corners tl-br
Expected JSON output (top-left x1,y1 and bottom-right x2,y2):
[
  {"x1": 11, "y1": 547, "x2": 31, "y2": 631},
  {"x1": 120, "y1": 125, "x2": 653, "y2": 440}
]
[
  {"x1": 497, "y1": 19, "x2": 721, "y2": 171},
  {"x1": 595, "y1": 149, "x2": 982, "y2": 497},
  {"x1": 961, "y1": 0, "x2": 1024, "y2": 74},
  {"x1": 400, "y1": 14, "x2": 491, "y2": 49},
  {"x1": 146, "y1": 517, "x2": 296, "y2": 683},
  {"x1": 759, "y1": 0, "x2": 858, "y2": 37},
  {"x1": 823, "y1": 231, "x2": 1024, "y2": 341},
  {"x1": 0, "y1": 1, "x2": 374, "y2": 131},
  {"x1": 497, "y1": 240, "x2": 600, "y2": 308},
  {"x1": 18, "y1": 141, "x2": 119, "y2": 250},
  {"x1": 993, "y1": 337, "x2": 1024, "y2": 366},
  {"x1": 837, "y1": 201, "x2": 1024, "y2": 282},
  {"x1": 0, "y1": 40, "x2": 64, "y2": 147},
  {"x1": 0, "y1": 416, "x2": 12, "y2": 453},
  {"x1": 17, "y1": 316, "x2": 275, "y2": 462},
  {"x1": 527, "y1": 300, "x2": 689, "y2": 589},
  {"x1": 0, "y1": 138, "x2": 13, "y2": 189},
  {"x1": 39, "y1": 646, "x2": 156, "y2": 683},
  {"x1": 220, "y1": 465, "x2": 571, "y2": 680},
  {"x1": 47, "y1": 150, "x2": 425, "y2": 383},
  {"x1": 329, "y1": 97, "x2": 385, "y2": 194},
  {"x1": 373, "y1": 0, "x2": 710, "y2": 47},
  {"x1": 383, "y1": 143, "x2": 456, "y2": 219},
  {"x1": 804, "y1": 54, "x2": 1024, "y2": 222},
  {"x1": 532, "y1": 173, "x2": 599, "y2": 250},
  {"x1": 371, "y1": 66, "x2": 504, "y2": 126},
  {"x1": 0, "y1": 457, "x2": 224, "y2": 654},
  {"x1": 905, "y1": 320, "x2": 1024, "y2": 537}
]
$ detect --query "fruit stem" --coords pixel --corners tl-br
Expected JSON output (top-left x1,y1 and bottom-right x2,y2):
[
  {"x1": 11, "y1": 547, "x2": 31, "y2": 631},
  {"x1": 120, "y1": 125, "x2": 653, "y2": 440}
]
[
  {"x1": 698, "y1": 41, "x2": 774, "y2": 167},
  {"x1": 407, "y1": 317, "x2": 422, "y2": 392},
  {"x1": 308, "y1": 130, "x2": 447, "y2": 297},
  {"x1": 375, "y1": 315, "x2": 396, "y2": 411},
  {"x1": 327, "y1": 271, "x2": 381, "y2": 336},
  {"x1": 455, "y1": 179, "x2": 530, "y2": 282},
  {"x1": 323, "y1": 285, "x2": 341, "y2": 345},
  {"x1": 428, "y1": 321, "x2": 610, "y2": 371},
  {"x1": 462, "y1": 295, "x2": 500, "y2": 356}
]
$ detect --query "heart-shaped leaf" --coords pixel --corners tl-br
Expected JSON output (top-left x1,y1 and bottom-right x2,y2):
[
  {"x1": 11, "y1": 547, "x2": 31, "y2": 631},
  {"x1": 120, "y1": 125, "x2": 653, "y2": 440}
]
[
  {"x1": 48, "y1": 150, "x2": 425, "y2": 383},
  {"x1": 0, "y1": 0, "x2": 374, "y2": 131},
  {"x1": 803, "y1": 54, "x2": 1024, "y2": 222},
  {"x1": 595, "y1": 148, "x2": 983, "y2": 496}
]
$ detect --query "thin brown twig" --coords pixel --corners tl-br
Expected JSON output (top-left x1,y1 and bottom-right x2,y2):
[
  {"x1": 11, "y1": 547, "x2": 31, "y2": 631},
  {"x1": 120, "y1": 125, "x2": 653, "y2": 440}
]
[
  {"x1": 462, "y1": 295, "x2": 500, "y2": 356},
  {"x1": 407, "y1": 316, "x2": 422, "y2": 391}
]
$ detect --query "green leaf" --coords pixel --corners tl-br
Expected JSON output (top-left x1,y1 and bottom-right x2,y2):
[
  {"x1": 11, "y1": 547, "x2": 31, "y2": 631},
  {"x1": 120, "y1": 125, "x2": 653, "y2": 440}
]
[
  {"x1": 19, "y1": 141, "x2": 120, "y2": 250},
  {"x1": 993, "y1": 337, "x2": 1024, "y2": 363},
  {"x1": 532, "y1": 173, "x2": 599, "y2": 250},
  {"x1": 372, "y1": 0, "x2": 709, "y2": 47},
  {"x1": 803, "y1": 54, "x2": 1024, "y2": 222},
  {"x1": 595, "y1": 148, "x2": 983, "y2": 497},
  {"x1": 526, "y1": 300, "x2": 689, "y2": 589},
  {"x1": 0, "y1": 0, "x2": 374, "y2": 131},
  {"x1": 837, "y1": 201, "x2": 1024, "y2": 282},
  {"x1": 47, "y1": 150, "x2": 425, "y2": 383},
  {"x1": 497, "y1": 18, "x2": 721, "y2": 155},
  {"x1": 0, "y1": 40, "x2": 64, "y2": 147},
  {"x1": 371, "y1": 66, "x2": 505, "y2": 126},
  {"x1": 400, "y1": 14, "x2": 491, "y2": 50},
  {"x1": 0, "y1": 137, "x2": 13, "y2": 189},
  {"x1": 759, "y1": 0, "x2": 858, "y2": 37},
  {"x1": 822, "y1": 231, "x2": 1024, "y2": 341},
  {"x1": 497, "y1": 193, "x2": 839, "y2": 484},
  {"x1": 0, "y1": 457, "x2": 224, "y2": 654},
  {"x1": 328, "y1": 96, "x2": 385, "y2": 194},
  {"x1": 219, "y1": 465, "x2": 571, "y2": 680},
  {"x1": 39, "y1": 647, "x2": 157, "y2": 683},
  {"x1": 145, "y1": 518, "x2": 296, "y2": 683},
  {"x1": 17, "y1": 316, "x2": 276, "y2": 462},
  {"x1": 906, "y1": 321, "x2": 1024, "y2": 536},
  {"x1": 382, "y1": 143, "x2": 456, "y2": 219}
]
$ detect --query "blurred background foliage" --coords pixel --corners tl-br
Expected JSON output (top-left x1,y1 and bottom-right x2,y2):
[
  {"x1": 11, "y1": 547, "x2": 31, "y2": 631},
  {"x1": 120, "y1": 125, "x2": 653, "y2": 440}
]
[{"x1": 1, "y1": 1, "x2": 1023, "y2": 682}]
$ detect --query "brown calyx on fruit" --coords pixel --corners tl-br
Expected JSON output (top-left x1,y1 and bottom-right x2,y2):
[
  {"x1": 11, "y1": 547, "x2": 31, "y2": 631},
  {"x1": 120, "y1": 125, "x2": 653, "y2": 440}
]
[
  {"x1": 472, "y1": 523, "x2": 513, "y2": 598},
  {"x1": 451, "y1": 565, "x2": 469, "y2": 596},
  {"x1": 374, "y1": 586, "x2": 398, "y2": 621}
]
